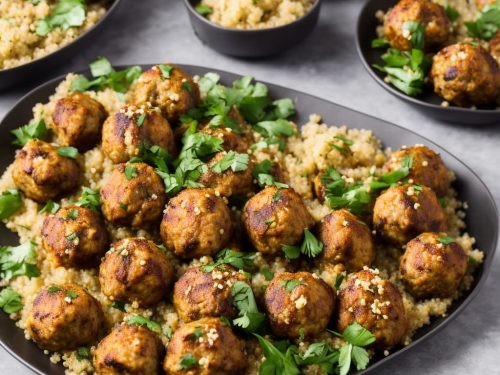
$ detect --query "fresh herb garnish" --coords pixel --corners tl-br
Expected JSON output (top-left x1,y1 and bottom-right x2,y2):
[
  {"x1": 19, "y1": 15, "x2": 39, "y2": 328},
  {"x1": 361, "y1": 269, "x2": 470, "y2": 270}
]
[
  {"x1": 195, "y1": 3, "x2": 213, "y2": 16},
  {"x1": 75, "y1": 347, "x2": 90, "y2": 361},
  {"x1": 281, "y1": 229, "x2": 324, "y2": 260},
  {"x1": 465, "y1": 2, "x2": 500, "y2": 40},
  {"x1": 124, "y1": 165, "x2": 138, "y2": 180},
  {"x1": 438, "y1": 236, "x2": 455, "y2": 245},
  {"x1": 0, "y1": 189, "x2": 23, "y2": 220},
  {"x1": 0, "y1": 288, "x2": 23, "y2": 314},
  {"x1": 159, "y1": 64, "x2": 173, "y2": 79},
  {"x1": 66, "y1": 209, "x2": 79, "y2": 220},
  {"x1": 75, "y1": 187, "x2": 101, "y2": 211},
  {"x1": 66, "y1": 290, "x2": 78, "y2": 299},
  {"x1": 201, "y1": 249, "x2": 255, "y2": 272},
  {"x1": 111, "y1": 301, "x2": 126, "y2": 311},
  {"x1": 231, "y1": 281, "x2": 265, "y2": 332},
  {"x1": 0, "y1": 242, "x2": 40, "y2": 281},
  {"x1": 119, "y1": 203, "x2": 128, "y2": 211},
  {"x1": 445, "y1": 3, "x2": 460, "y2": 22},
  {"x1": 179, "y1": 353, "x2": 198, "y2": 369},
  {"x1": 280, "y1": 279, "x2": 303, "y2": 293},
  {"x1": 11, "y1": 119, "x2": 49, "y2": 147},
  {"x1": 137, "y1": 113, "x2": 146, "y2": 127},
  {"x1": 126, "y1": 315, "x2": 163, "y2": 334},
  {"x1": 56, "y1": 146, "x2": 79, "y2": 159},
  {"x1": 39, "y1": 200, "x2": 60, "y2": 214},
  {"x1": 371, "y1": 38, "x2": 390, "y2": 48},
  {"x1": 47, "y1": 286, "x2": 62, "y2": 294},
  {"x1": 261, "y1": 267, "x2": 274, "y2": 281},
  {"x1": 36, "y1": 0, "x2": 86, "y2": 36},
  {"x1": 253, "y1": 334, "x2": 301, "y2": 375},
  {"x1": 66, "y1": 232, "x2": 77, "y2": 241},
  {"x1": 211, "y1": 151, "x2": 249, "y2": 173}
]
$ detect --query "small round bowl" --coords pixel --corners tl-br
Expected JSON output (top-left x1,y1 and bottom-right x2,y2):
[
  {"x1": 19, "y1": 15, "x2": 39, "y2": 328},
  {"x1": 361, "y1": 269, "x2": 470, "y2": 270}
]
[
  {"x1": 0, "y1": 0, "x2": 122, "y2": 91},
  {"x1": 182, "y1": 0, "x2": 321, "y2": 58},
  {"x1": 356, "y1": 0, "x2": 500, "y2": 126}
]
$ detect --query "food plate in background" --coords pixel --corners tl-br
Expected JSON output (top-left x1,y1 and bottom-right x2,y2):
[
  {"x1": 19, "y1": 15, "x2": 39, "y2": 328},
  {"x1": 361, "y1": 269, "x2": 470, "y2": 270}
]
[{"x1": 0, "y1": 64, "x2": 497, "y2": 374}]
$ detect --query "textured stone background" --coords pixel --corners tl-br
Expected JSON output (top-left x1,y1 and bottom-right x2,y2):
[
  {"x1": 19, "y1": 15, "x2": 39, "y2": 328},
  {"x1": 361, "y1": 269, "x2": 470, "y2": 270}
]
[{"x1": 1, "y1": 0, "x2": 499, "y2": 373}]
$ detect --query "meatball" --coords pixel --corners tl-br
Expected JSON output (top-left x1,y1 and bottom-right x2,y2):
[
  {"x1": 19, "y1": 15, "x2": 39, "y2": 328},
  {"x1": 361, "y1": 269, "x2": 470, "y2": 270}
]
[
  {"x1": 383, "y1": 145, "x2": 450, "y2": 196},
  {"x1": 489, "y1": 30, "x2": 500, "y2": 63},
  {"x1": 337, "y1": 269, "x2": 408, "y2": 348},
  {"x1": 384, "y1": 0, "x2": 451, "y2": 51},
  {"x1": 317, "y1": 209, "x2": 375, "y2": 271},
  {"x1": 400, "y1": 232, "x2": 468, "y2": 298},
  {"x1": 41, "y1": 205, "x2": 109, "y2": 269},
  {"x1": 12, "y1": 140, "x2": 80, "y2": 203},
  {"x1": 430, "y1": 42, "x2": 500, "y2": 106},
  {"x1": 129, "y1": 64, "x2": 200, "y2": 123},
  {"x1": 102, "y1": 105, "x2": 176, "y2": 164},
  {"x1": 173, "y1": 265, "x2": 249, "y2": 322},
  {"x1": 93, "y1": 323, "x2": 164, "y2": 374},
  {"x1": 373, "y1": 185, "x2": 446, "y2": 246},
  {"x1": 265, "y1": 272, "x2": 334, "y2": 339},
  {"x1": 100, "y1": 162, "x2": 166, "y2": 227},
  {"x1": 312, "y1": 173, "x2": 326, "y2": 203},
  {"x1": 241, "y1": 186, "x2": 314, "y2": 255},
  {"x1": 197, "y1": 152, "x2": 255, "y2": 197},
  {"x1": 99, "y1": 238, "x2": 174, "y2": 307},
  {"x1": 52, "y1": 92, "x2": 107, "y2": 151},
  {"x1": 160, "y1": 188, "x2": 232, "y2": 259},
  {"x1": 26, "y1": 284, "x2": 103, "y2": 351},
  {"x1": 164, "y1": 317, "x2": 246, "y2": 375}
]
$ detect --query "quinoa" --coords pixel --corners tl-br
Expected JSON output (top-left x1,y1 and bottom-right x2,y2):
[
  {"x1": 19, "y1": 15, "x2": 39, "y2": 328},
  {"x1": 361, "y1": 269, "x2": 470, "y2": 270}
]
[{"x1": 0, "y1": 74, "x2": 485, "y2": 375}]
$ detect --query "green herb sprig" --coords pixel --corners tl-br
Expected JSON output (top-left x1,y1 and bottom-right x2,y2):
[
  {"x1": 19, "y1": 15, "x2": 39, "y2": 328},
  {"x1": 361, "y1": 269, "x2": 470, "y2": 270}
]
[
  {"x1": 0, "y1": 189, "x2": 23, "y2": 220},
  {"x1": 201, "y1": 249, "x2": 255, "y2": 273},
  {"x1": 282, "y1": 229, "x2": 324, "y2": 259},
  {"x1": 0, "y1": 242, "x2": 40, "y2": 281},
  {"x1": 231, "y1": 281, "x2": 265, "y2": 333},
  {"x1": 11, "y1": 119, "x2": 49, "y2": 147},
  {"x1": 0, "y1": 288, "x2": 23, "y2": 314},
  {"x1": 36, "y1": 0, "x2": 86, "y2": 36},
  {"x1": 465, "y1": 2, "x2": 500, "y2": 40}
]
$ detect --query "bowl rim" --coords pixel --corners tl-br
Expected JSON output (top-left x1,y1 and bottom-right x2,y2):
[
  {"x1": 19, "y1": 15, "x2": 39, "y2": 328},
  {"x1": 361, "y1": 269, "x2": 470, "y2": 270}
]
[
  {"x1": 355, "y1": 0, "x2": 500, "y2": 116},
  {"x1": 0, "y1": 0, "x2": 123, "y2": 76},
  {"x1": 182, "y1": 0, "x2": 321, "y2": 33}
]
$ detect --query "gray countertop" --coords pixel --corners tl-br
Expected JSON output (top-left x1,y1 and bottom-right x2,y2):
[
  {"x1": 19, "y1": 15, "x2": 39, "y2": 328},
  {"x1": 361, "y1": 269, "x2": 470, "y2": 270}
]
[{"x1": 1, "y1": 0, "x2": 499, "y2": 373}]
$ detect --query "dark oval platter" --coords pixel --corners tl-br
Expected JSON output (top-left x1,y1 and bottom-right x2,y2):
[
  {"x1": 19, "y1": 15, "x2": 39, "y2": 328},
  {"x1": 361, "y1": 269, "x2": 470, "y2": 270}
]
[
  {"x1": 0, "y1": 64, "x2": 498, "y2": 374},
  {"x1": 0, "y1": 0, "x2": 123, "y2": 91},
  {"x1": 356, "y1": 0, "x2": 500, "y2": 126}
]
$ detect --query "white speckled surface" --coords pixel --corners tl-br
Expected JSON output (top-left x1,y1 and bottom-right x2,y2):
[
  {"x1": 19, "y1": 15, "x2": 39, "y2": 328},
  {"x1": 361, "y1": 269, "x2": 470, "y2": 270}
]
[{"x1": 1, "y1": 0, "x2": 499, "y2": 373}]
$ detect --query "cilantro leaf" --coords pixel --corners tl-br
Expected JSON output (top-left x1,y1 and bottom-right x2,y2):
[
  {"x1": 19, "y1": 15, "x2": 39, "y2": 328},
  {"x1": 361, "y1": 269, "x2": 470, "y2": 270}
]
[
  {"x1": 280, "y1": 279, "x2": 303, "y2": 292},
  {"x1": 341, "y1": 322, "x2": 376, "y2": 346},
  {"x1": 195, "y1": 3, "x2": 213, "y2": 16},
  {"x1": 231, "y1": 281, "x2": 265, "y2": 332},
  {"x1": 371, "y1": 38, "x2": 390, "y2": 48},
  {"x1": 36, "y1": 0, "x2": 86, "y2": 36},
  {"x1": 124, "y1": 165, "x2": 138, "y2": 180},
  {"x1": 0, "y1": 288, "x2": 23, "y2": 314},
  {"x1": 465, "y1": 3, "x2": 500, "y2": 40},
  {"x1": 75, "y1": 346, "x2": 90, "y2": 361},
  {"x1": 201, "y1": 249, "x2": 255, "y2": 272},
  {"x1": 159, "y1": 64, "x2": 173, "y2": 79},
  {"x1": 445, "y1": 3, "x2": 460, "y2": 22},
  {"x1": 438, "y1": 236, "x2": 455, "y2": 245},
  {"x1": 0, "y1": 241, "x2": 40, "y2": 281},
  {"x1": 0, "y1": 189, "x2": 23, "y2": 220},
  {"x1": 179, "y1": 353, "x2": 198, "y2": 369},
  {"x1": 75, "y1": 187, "x2": 101, "y2": 211},
  {"x1": 11, "y1": 119, "x2": 49, "y2": 147},
  {"x1": 39, "y1": 200, "x2": 60, "y2": 214},
  {"x1": 126, "y1": 315, "x2": 163, "y2": 334},
  {"x1": 211, "y1": 151, "x2": 249, "y2": 173},
  {"x1": 56, "y1": 146, "x2": 79, "y2": 159},
  {"x1": 254, "y1": 334, "x2": 301, "y2": 375},
  {"x1": 282, "y1": 229, "x2": 323, "y2": 259}
]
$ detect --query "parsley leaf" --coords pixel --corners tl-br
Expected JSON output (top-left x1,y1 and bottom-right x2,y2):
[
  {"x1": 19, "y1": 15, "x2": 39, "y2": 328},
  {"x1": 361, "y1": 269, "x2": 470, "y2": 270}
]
[
  {"x1": 445, "y1": 3, "x2": 460, "y2": 22},
  {"x1": 75, "y1": 187, "x2": 101, "y2": 211},
  {"x1": 111, "y1": 301, "x2": 127, "y2": 311},
  {"x1": 11, "y1": 119, "x2": 49, "y2": 147},
  {"x1": 159, "y1": 64, "x2": 173, "y2": 79},
  {"x1": 201, "y1": 249, "x2": 255, "y2": 272},
  {"x1": 0, "y1": 242, "x2": 40, "y2": 281},
  {"x1": 47, "y1": 286, "x2": 62, "y2": 294},
  {"x1": 0, "y1": 288, "x2": 23, "y2": 314},
  {"x1": 66, "y1": 209, "x2": 79, "y2": 219},
  {"x1": 66, "y1": 290, "x2": 78, "y2": 299},
  {"x1": 438, "y1": 236, "x2": 455, "y2": 245},
  {"x1": 371, "y1": 38, "x2": 390, "y2": 48},
  {"x1": 231, "y1": 281, "x2": 265, "y2": 332},
  {"x1": 56, "y1": 146, "x2": 79, "y2": 159},
  {"x1": 39, "y1": 200, "x2": 60, "y2": 214},
  {"x1": 281, "y1": 229, "x2": 323, "y2": 259},
  {"x1": 195, "y1": 3, "x2": 213, "y2": 16},
  {"x1": 36, "y1": 0, "x2": 86, "y2": 36},
  {"x1": 126, "y1": 315, "x2": 163, "y2": 334},
  {"x1": 75, "y1": 347, "x2": 90, "y2": 361},
  {"x1": 124, "y1": 165, "x2": 138, "y2": 180},
  {"x1": 179, "y1": 353, "x2": 198, "y2": 369},
  {"x1": 0, "y1": 189, "x2": 23, "y2": 220},
  {"x1": 254, "y1": 334, "x2": 301, "y2": 375},
  {"x1": 280, "y1": 279, "x2": 303, "y2": 293},
  {"x1": 211, "y1": 151, "x2": 249, "y2": 173},
  {"x1": 465, "y1": 3, "x2": 500, "y2": 40}
]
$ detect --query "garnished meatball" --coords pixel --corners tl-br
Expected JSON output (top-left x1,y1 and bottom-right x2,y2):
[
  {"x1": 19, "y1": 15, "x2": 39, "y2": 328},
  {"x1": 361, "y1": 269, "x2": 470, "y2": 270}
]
[
  {"x1": 337, "y1": 269, "x2": 408, "y2": 348},
  {"x1": 383, "y1": 145, "x2": 450, "y2": 196},
  {"x1": 197, "y1": 152, "x2": 255, "y2": 197},
  {"x1": 317, "y1": 209, "x2": 375, "y2": 271},
  {"x1": 52, "y1": 92, "x2": 107, "y2": 151},
  {"x1": 241, "y1": 186, "x2": 314, "y2": 255},
  {"x1": 264, "y1": 272, "x2": 335, "y2": 339},
  {"x1": 102, "y1": 104, "x2": 176, "y2": 164},
  {"x1": 129, "y1": 64, "x2": 200, "y2": 123},
  {"x1": 26, "y1": 284, "x2": 103, "y2": 351},
  {"x1": 430, "y1": 42, "x2": 500, "y2": 106},
  {"x1": 373, "y1": 185, "x2": 446, "y2": 246},
  {"x1": 400, "y1": 232, "x2": 468, "y2": 298},
  {"x1": 160, "y1": 188, "x2": 232, "y2": 259},
  {"x1": 100, "y1": 162, "x2": 166, "y2": 227},
  {"x1": 163, "y1": 317, "x2": 246, "y2": 375},
  {"x1": 93, "y1": 323, "x2": 164, "y2": 374},
  {"x1": 384, "y1": 0, "x2": 451, "y2": 51},
  {"x1": 41, "y1": 205, "x2": 109, "y2": 269},
  {"x1": 490, "y1": 30, "x2": 500, "y2": 63},
  {"x1": 99, "y1": 238, "x2": 174, "y2": 307},
  {"x1": 12, "y1": 140, "x2": 80, "y2": 203},
  {"x1": 173, "y1": 265, "x2": 249, "y2": 322}
]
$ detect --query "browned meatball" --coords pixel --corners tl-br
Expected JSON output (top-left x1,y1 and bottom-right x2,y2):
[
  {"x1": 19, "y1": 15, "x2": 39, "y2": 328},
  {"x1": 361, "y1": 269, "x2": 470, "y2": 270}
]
[
  {"x1": 129, "y1": 64, "x2": 200, "y2": 123},
  {"x1": 41, "y1": 205, "x2": 109, "y2": 269},
  {"x1": 99, "y1": 238, "x2": 174, "y2": 307},
  {"x1": 384, "y1": 0, "x2": 451, "y2": 51},
  {"x1": 163, "y1": 318, "x2": 246, "y2": 375},
  {"x1": 430, "y1": 42, "x2": 500, "y2": 106},
  {"x1": 26, "y1": 284, "x2": 103, "y2": 351},
  {"x1": 489, "y1": 30, "x2": 500, "y2": 63},
  {"x1": 312, "y1": 173, "x2": 326, "y2": 203},
  {"x1": 93, "y1": 323, "x2": 165, "y2": 375},
  {"x1": 318, "y1": 209, "x2": 375, "y2": 271},
  {"x1": 102, "y1": 105, "x2": 176, "y2": 164},
  {"x1": 160, "y1": 188, "x2": 232, "y2": 259},
  {"x1": 173, "y1": 265, "x2": 249, "y2": 322},
  {"x1": 241, "y1": 186, "x2": 314, "y2": 255},
  {"x1": 197, "y1": 152, "x2": 255, "y2": 197},
  {"x1": 52, "y1": 92, "x2": 107, "y2": 151},
  {"x1": 373, "y1": 185, "x2": 446, "y2": 246},
  {"x1": 100, "y1": 162, "x2": 166, "y2": 227},
  {"x1": 337, "y1": 269, "x2": 408, "y2": 349},
  {"x1": 12, "y1": 140, "x2": 80, "y2": 203},
  {"x1": 383, "y1": 145, "x2": 450, "y2": 196},
  {"x1": 400, "y1": 232, "x2": 468, "y2": 298},
  {"x1": 265, "y1": 272, "x2": 334, "y2": 339}
]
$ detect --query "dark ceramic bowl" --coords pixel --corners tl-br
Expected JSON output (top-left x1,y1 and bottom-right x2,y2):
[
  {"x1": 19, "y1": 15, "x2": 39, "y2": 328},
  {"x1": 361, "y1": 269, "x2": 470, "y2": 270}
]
[
  {"x1": 356, "y1": 0, "x2": 500, "y2": 126},
  {"x1": 182, "y1": 0, "x2": 321, "y2": 58},
  {"x1": 0, "y1": 64, "x2": 498, "y2": 374},
  {"x1": 0, "y1": 0, "x2": 123, "y2": 91}
]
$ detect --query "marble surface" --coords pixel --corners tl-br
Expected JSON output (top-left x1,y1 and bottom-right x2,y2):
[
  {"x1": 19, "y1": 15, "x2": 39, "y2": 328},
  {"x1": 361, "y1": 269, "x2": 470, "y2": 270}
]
[{"x1": 1, "y1": 0, "x2": 499, "y2": 373}]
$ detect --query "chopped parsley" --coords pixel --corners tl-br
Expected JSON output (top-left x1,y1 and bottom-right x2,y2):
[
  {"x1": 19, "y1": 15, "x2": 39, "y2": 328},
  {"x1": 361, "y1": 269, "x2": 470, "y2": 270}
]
[
  {"x1": 36, "y1": 0, "x2": 86, "y2": 36},
  {"x1": 127, "y1": 315, "x2": 163, "y2": 334},
  {"x1": 195, "y1": 3, "x2": 213, "y2": 16},
  {"x1": 0, "y1": 241, "x2": 40, "y2": 281},
  {"x1": 280, "y1": 279, "x2": 303, "y2": 293},
  {"x1": 137, "y1": 113, "x2": 146, "y2": 127},
  {"x1": 39, "y1": 200, "x2": 60, "y2": 214},
  {"x1": 11, "y1": 119, "x2": 49, "y2": 147},
  {"x1": 75, "y1": 347, "x2": 90, "y2": 361},
  {"x1": 0, "y1": 288, "x2": 23, "y2": 314},
  {"x1": 179, "y1": 353, "x2": 198, "y2": 369},
  {"x1": 66, "y1": 209, "x2": 79, "y2": 220},
  {"x1": 282, "y1": 229, "x2": 324, "y2": 260},
  {"x1": 66, "y1": 232, "x2": 77, "y2": 241},
  {"x1": 47, "y1": 286, "x2": 62, "y2": 294},
  {"x1": 66, "y1": 290, "x2": 78, "y2": 299},
  {"x1": 75, "y1": 187, "x2": 101, "y2": 211},
  {"x1": 445, "y1": 3, "x2": 460, "y2": 22},
  {"x1": 124, "y1": 165, "x2": 138, "y2": 180},
  {"x1": 182, "y1": 81, "x2": 193, "y2": 92},
  {"x1": 211, "y1": 151, "x2": 249, "y2": 174},
  {"x1": 231, "y1": 281, "x2": 265, "y2": 332},
  {"x1": 110, "y1": 301, "x2": 127, "y2": 311},
  {"x1": 0, "y1": 189, "x2": 23, "y2": 220},
  {"x1": 331, "y1": 135, "x2": 354, "y2": 155},
  {"x1": 159, "y1": 64, "x2": 173, "y2": 79},
  {"x1": 201, "y1": 249, "x2": 255, "y2": 272},
  {"x1": 465, "y1": 2, "x2": 500, "y2": 40},
  {"x1": 438, "y1": 236, "x2": 455, "y2": 245},
  {"x1": 261, "y1": 267, "x2": 274, "y2": 281},
  {"x1": 119, "y1": 203, "x2": 128, "y2": 211},
  {"x1": 56, "y1": 146, "x2": 79, "y2": 159},
  {"x1": 253, "y1": 334, "x2": 300, "y2": 375}
]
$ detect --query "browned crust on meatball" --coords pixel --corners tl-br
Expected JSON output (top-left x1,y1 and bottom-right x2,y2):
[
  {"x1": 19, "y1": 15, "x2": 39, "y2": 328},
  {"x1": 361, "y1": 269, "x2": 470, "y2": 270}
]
[
  {"x1": 52, "y1": 92, "x2": 107, "y2": 151},
  {"x1": 26, "y1": 284, "x2": 104, "y2": 351},
  {"x1": 490, "y1": 30, "x2": 500, "y2": 63},
  {"x1": 160, "y1": 188, "x2": 232, "y2": 259},
  {"x1": 163, "y1": 318, "x2": 246, "y2": 375},
  {"x1": 100, "y1": 162, "x2": 166, "y2": 227},
  {"x1": 337, "y1": 270, "x2": 408, "y2": 349},
  {"x1": 265, "y1": 272, "x2": 335, "y2": 339},
  {"x1": 12, "y1": 140, "x2": 80, "y2": 203},
  {"x1": 99, "y1": 238, "x2": 174, "y2": 307},
  {"x1": 241, "y1": 186, "x2": 314, "y2": 255},
  {"x1": 312, "y1": 173, "x2": 326, "y2": 203},
  {"x1": 41, "y1": 205, "x2": 109, "y2": 269},
  {"x1": 400, "y1": 232, "x2": 468, "y2": 298},
  {"x1": 93, "y1": 324, "x2": 165, "y2": 374}
]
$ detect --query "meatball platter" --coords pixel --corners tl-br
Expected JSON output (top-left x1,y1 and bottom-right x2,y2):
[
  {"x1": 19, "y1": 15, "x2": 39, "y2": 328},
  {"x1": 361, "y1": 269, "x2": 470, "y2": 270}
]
[
  {"x1": 356, "y1": 0, "x2": 500, "y2": 125},
  {"x1": 0, "y1": 62, "x2": 497, "y2": 375}
]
